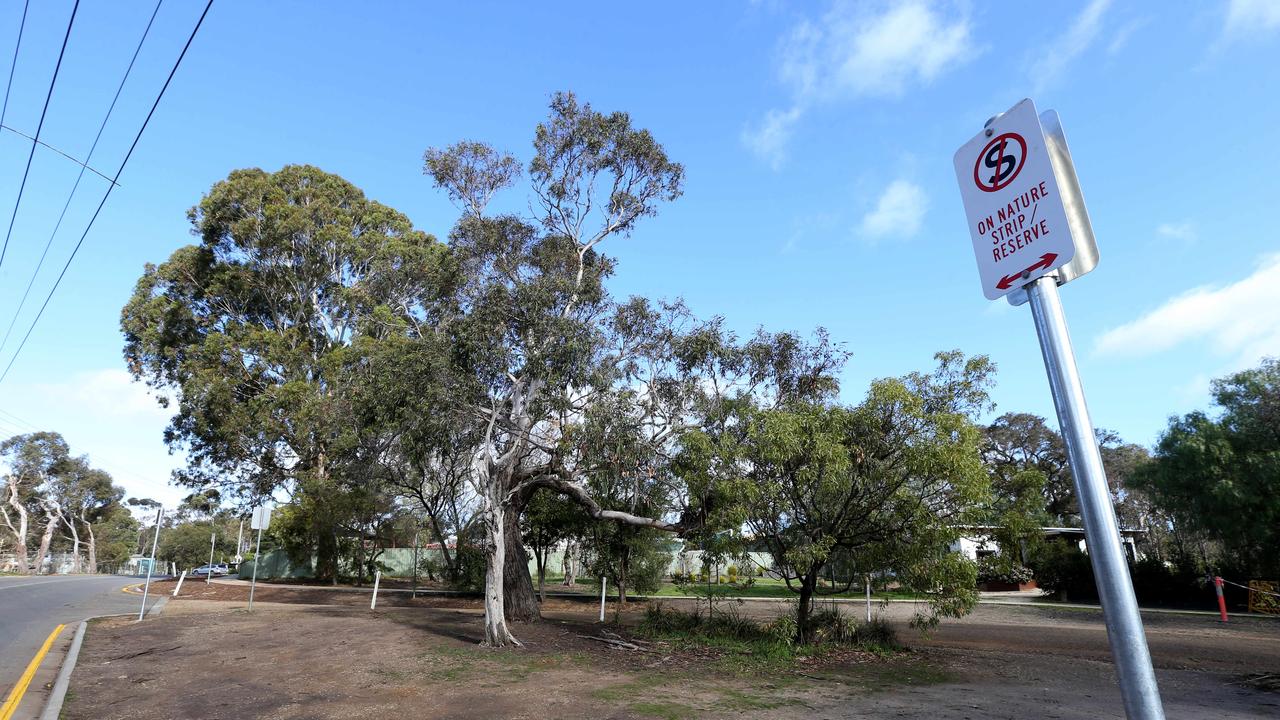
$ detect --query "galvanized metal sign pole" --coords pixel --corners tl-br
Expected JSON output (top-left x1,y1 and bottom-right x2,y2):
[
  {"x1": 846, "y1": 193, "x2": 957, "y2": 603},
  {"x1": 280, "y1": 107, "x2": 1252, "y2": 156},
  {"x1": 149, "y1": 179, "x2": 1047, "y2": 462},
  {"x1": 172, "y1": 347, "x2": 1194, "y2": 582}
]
[
  {"x1": 1026, "y1": 274, "x2": 1163, "y2": 719},
  {"x1": 206, "y1": 532, "x2": 216, "y2": 585},
  {"x1": 954, "y1": 98, "x2": 1164, "y2": 720},
  {"x1": 138, "y1": 507, "x2": 163, "y2": 621},
  {"x1": 248, "y1": 505, "x2": 271, "y2": 612}
]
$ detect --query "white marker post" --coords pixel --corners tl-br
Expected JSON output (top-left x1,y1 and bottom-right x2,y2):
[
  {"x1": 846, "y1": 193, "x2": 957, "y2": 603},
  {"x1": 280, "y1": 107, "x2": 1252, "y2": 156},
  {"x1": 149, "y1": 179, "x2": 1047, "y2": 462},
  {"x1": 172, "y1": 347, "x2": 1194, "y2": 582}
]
[
  {"x1": 173, "y1": 569, "x2": 187, "y2": 597},
  {"x1": 248, "y1": 505, "x2": 271, "y2": 612},
  {"x1": 865, "y1": 575, "x2": 872, "y2": 624},
  {"x1": 953, "y1": 99, "x2": 1163, "y2": 720},
  {"x1": 411, "y1": 529, "x2": 420, "y2": 599},
  {"x1": 138, "y1": 507, "x2": 163, "y2": 621},
  {"x1": 599, "y1": 576, "x2": 607, "y2": 622},
  {"x1": 371, "y1": 570, "x2": 381, "y2": 610}
]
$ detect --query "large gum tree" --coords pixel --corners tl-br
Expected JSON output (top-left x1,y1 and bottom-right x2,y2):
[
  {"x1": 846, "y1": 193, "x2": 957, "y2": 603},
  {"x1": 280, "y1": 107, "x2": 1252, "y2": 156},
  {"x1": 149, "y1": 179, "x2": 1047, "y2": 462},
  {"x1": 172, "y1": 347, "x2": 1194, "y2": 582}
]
[{"x1": 121, "y1": 164, "x2": 446, "y2": 578}]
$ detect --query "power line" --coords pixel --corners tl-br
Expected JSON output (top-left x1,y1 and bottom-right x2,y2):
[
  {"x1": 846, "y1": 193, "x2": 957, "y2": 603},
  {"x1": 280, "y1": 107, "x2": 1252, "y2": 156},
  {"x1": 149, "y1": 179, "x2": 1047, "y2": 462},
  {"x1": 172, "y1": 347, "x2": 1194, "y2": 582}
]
[
  {"x1": 0, "y1": 0, "x2": 214, "y2": 387},
  {"x1": 0, "y1": 0, "x2": 31, "y2": 127},
  {"x1": 0, "y1": 0, "x2": 79, "y2": 272},
  {"x1": 0, "y1": 0, "x2": 164, "y2": 357},
  {"x1": 0, "y1": 123, "x2": 117, "y2": 185},
  {"x1": 0, "y1": 406, "x2": 40, "y2": 431}
]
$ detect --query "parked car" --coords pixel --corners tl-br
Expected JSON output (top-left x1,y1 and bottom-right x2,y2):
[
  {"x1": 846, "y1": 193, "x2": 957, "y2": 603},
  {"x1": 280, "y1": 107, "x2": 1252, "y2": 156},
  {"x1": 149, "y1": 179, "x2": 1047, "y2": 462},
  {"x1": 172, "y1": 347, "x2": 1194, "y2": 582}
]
[{"x1": 191, "y1": 563, "x2": 229, "y2": 577}]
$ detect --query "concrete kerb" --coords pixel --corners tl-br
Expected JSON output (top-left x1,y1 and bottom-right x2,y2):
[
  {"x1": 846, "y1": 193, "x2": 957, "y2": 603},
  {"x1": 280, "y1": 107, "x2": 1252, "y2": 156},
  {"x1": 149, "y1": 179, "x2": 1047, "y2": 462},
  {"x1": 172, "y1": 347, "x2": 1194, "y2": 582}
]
[
  {"x1": 36, "y1": 598, "x2": 169, "y2": 720},
  {"x1": 37, "y1": 621, "x2": 86, "y2": 720}
]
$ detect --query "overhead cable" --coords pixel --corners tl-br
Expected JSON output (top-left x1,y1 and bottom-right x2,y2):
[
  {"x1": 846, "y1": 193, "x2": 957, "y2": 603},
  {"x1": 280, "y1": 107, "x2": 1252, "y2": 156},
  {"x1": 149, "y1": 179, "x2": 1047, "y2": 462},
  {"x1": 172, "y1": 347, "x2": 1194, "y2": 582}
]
[
  {"x1": 0, "y1": 0, "x2": 80, "y2": 272},
  {"x1": 0, "y1": 0, "x2": 214, "y2": 387},
  {"x1": 0, "y1": 0, "x2": 164, "y2": 357}
]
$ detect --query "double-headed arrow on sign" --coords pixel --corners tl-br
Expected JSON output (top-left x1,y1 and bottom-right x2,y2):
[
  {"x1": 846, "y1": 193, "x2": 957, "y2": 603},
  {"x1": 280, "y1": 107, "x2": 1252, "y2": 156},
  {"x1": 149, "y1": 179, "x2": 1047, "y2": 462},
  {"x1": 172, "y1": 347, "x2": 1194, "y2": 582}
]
[{"x1": 995, "y1": 252, "x2": 1058, "y2": 291}]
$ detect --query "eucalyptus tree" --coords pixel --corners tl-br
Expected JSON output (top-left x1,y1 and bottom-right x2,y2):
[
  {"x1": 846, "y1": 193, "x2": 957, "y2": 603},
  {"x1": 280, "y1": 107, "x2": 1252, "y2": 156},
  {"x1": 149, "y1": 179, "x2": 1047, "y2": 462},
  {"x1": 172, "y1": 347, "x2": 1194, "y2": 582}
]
[
  {"x1": 121, "y1": 165, "x2": 446, "y2": 565},
  {"x1": 1, "y1": 432, "x2": 71, "y2": 573},
  {"x1": 48, "y1": 457, "x2": 123, "y2": 572},
  {"x1": 421, "y1": 92, "x2": 688, "y2": 645},
  {"x1": 0, "y1": 430, "x2": 77, "y2": 571}
]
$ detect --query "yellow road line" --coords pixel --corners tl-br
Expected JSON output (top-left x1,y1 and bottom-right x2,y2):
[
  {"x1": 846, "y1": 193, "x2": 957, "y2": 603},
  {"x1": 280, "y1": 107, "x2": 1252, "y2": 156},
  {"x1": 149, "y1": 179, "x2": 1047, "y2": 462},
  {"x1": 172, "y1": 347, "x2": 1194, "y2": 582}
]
[{"x1": 0, "y1": 623, "x2": 65, "y2": 720}]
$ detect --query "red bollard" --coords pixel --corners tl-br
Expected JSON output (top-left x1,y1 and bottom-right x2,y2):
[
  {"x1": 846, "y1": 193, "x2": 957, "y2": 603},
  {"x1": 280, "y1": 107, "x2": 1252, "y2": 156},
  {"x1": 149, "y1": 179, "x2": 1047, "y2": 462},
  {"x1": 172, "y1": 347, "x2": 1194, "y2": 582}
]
[{"x1": 1214, "y1": 576, "x2": 1229, "y2": 622}]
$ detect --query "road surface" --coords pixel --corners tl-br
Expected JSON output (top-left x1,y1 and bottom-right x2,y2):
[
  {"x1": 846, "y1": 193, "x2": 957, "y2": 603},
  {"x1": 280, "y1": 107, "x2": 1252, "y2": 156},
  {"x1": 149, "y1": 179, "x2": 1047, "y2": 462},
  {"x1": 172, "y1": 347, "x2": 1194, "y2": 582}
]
[{"x1": 0, "y1": 575, "x2": 160, "y2": 696}]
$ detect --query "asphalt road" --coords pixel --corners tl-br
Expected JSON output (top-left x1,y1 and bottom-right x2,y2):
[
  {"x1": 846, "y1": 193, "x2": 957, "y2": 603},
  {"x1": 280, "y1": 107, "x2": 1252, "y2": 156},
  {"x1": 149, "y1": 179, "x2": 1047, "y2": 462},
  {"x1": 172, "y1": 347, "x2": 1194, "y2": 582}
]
[{"x1": 0, "y1": 575, "x2": 162, "y2": 695}]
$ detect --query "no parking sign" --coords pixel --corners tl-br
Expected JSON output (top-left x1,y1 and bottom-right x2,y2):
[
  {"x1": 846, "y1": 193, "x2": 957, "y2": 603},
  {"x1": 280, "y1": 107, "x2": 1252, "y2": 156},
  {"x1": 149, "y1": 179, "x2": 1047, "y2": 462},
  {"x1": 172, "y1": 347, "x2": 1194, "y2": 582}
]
[{"x1": 953, "y1": 98, "x2": 1096, "y2": 301}]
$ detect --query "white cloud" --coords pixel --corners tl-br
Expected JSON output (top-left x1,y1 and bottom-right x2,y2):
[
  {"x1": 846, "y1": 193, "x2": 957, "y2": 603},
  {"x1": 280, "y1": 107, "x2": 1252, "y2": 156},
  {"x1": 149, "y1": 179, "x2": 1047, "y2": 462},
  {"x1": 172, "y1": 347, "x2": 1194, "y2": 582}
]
[
  {"x1": 1156, "y1": 222, "x2": 1196, "y2": 243},
  {"x1": 742, "y1": 106, "x2": 803, "y2": 169},
  {"x1": 35, "y1": 368, "x2": 173, "y2": 420},
  {"x1": 2, "y1": 368, "x2": 186, "y2": 507},
  {"x1": 1032, "y1": 0, "x2": 1113, "y2": 92},
  {"x1": 1094, "y1": 254, "x2": 1280, "y2": 367},
  {"x1": 859, "y1": 179, "x2": 926, "y2": 240},
  {"x1": 744, "y1": 0, "x2": 973, "y2": 165},
  {"x1": 1107, "y1": 17, "x2": 1147, "y2": 56},
  {"x1": 1225, "y1": 0, "x2": 1280, "y2": 36}
]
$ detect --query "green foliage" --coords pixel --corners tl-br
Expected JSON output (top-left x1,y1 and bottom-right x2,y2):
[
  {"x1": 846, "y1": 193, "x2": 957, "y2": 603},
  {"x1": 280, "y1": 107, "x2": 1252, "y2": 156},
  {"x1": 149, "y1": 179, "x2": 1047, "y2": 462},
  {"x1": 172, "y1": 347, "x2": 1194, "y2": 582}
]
[
  {"x1": 976, "y1": 555, "x2": 1034, "y2": 585},
  {"x1": 641, "y1": 604, "x2": 898, "y2": 659},
  {"x1": 158, "y1": 519, "x2": 239, "y2": 570},
  {"x1": 91, "y1": 504, "x2": 141, "y2": 568},
  {"x1": 687, "y1": 350, "x2": 992, "y2": 643},
  {"x1": 121, "y1": 164, "x2": 444, "y2": 501},
  {"x1": 1028, "y1": 541, "x2": 1095, "y2": 601},
  {"x1": 1133, "y1": 357, "x2": 1280, "y2": 577}
]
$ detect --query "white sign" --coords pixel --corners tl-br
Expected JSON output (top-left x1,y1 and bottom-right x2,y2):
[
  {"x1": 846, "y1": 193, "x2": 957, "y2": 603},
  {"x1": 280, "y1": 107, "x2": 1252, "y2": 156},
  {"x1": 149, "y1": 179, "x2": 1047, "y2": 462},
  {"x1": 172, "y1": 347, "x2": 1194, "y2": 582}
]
[
  {"x1": 953, "y1": 98, "x2": 1076, "y2": 300},
  {"x1": 250, "y1": 505, "x2": 272, "y2": 531}
]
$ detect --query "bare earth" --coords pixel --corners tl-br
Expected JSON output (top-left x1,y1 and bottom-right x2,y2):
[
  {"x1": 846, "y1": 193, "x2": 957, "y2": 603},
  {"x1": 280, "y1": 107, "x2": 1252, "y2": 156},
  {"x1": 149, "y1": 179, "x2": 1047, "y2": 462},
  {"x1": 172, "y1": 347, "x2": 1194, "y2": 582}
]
[{"x1": 64, "y1": 582, "x2": 1280, "y2": 720}]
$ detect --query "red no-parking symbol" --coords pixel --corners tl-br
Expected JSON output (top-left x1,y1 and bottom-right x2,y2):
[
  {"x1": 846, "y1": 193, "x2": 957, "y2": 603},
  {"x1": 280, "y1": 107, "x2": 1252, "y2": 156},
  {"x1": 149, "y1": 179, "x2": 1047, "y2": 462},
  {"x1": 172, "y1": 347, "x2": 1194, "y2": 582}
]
[{"x1": 973, "y1": 132, "x2": 1027, "y2": 192}]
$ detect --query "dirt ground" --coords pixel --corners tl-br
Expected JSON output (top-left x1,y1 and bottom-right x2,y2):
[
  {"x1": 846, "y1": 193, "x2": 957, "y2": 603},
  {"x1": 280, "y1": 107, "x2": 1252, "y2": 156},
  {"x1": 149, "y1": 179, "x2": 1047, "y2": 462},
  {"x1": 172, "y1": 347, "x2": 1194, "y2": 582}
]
[{"x1": 64, "y1": 585, "x2": 1280, "y2": 719}]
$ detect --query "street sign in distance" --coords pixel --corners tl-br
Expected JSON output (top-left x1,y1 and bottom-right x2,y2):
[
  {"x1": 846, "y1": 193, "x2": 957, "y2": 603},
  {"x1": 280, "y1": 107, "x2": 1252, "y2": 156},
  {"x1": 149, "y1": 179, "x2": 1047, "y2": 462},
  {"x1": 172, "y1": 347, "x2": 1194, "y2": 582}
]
[
  {"x1": 250, "y1": 505, "x2": 272, "y2": 531},
  {"x1": 953, "y1": 98, "x2": 1096, "y2": 301}
]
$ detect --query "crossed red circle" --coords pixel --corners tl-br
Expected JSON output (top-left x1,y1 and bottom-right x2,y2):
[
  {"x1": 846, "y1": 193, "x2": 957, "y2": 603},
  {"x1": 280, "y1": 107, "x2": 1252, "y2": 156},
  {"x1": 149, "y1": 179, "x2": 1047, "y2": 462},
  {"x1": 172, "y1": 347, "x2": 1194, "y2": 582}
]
[{"x1": 973, "y1": 132, "x2": 1027, "y2": 193}]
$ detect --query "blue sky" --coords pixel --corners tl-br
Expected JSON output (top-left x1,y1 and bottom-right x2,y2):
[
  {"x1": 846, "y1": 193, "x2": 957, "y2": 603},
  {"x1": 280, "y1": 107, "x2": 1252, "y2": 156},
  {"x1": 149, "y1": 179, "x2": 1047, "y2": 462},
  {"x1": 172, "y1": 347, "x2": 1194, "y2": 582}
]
[{"x1": 0, "y1": 0, "x2": 1277, "y2": 507}]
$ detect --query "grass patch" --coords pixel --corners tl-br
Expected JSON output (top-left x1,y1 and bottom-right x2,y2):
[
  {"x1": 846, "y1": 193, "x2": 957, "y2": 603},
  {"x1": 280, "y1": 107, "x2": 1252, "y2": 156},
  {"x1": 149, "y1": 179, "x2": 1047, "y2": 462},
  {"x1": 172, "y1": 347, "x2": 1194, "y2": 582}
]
[
  {"x1": 636, "y1": 604, "x2": 902, "y2": 674},
  {"x1": 590, "y1": 674, "x2": 672, "y2": 703},
  {"x1": 629, "y1": 700, "x2": 699, "y2": 719}
]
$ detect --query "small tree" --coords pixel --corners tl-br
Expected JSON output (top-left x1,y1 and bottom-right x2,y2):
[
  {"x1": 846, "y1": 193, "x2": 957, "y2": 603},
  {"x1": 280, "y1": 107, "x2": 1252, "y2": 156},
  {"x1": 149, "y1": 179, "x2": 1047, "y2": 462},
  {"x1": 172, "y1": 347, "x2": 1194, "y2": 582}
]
[
  {"x1": 705, "y1": 353, "x2": 992, "y2": 643},
  {"x1": 521, "y1": 491, "x2": 582, "y2": 601}
]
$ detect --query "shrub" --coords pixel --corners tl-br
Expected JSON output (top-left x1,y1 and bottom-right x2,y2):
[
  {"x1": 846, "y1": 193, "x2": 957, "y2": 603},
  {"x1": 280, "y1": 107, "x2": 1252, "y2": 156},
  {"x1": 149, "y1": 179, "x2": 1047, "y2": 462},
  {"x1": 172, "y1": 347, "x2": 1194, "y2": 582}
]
[
  {"x1": 1029, "y1": 541, "x2": 1096, "y2": 601},
  {"x1": 642, "y1": 603, "x2": 897, "y2": 655},
  {"x1": 977, "y1": 555, "x2": 1034, "y2": 585},
  {"x1": 1032, "y1": 543, "x2": 1216, "y2": 607},
  {"x1": 451, "y1": 544, "x2": 487, "y2": 591},
  {"x1": 727, "y1": 565, "x2": 738, "y2": 582},
  {"x1": 764, "y1": 613, "x2": 798, "y2": 647}
]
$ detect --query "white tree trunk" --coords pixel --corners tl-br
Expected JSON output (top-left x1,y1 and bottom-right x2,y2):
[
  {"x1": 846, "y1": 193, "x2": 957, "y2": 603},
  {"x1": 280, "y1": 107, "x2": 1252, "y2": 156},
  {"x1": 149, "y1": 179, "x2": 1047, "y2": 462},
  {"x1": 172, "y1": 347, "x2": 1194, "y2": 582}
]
[
  {"x1": 63, "y1": 512, "x2": 82, "y2": 573},
  {"x1": 34, "y1": 502, "x2": 58, "y2": 574},
  {"x1": 562, "y1": 539, "x2": 577, "y2": 587},
  {"x1": 481, "y1": 483, "x2": 520, "y2": 647},
  {"x1": 3, "y1": 478, "x2": 29, "y2": 573},
  {"x1": 85, "y1": 521, "x2": 97, "y2": 573}
]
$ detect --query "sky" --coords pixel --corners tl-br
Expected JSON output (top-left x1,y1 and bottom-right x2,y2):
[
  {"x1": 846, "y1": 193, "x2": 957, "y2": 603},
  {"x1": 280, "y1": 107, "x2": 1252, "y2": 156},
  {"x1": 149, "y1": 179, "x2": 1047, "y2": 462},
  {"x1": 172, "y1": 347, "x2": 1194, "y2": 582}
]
[{"x1": 0, "y1": 0, "x2": 1277, "y2": 509}]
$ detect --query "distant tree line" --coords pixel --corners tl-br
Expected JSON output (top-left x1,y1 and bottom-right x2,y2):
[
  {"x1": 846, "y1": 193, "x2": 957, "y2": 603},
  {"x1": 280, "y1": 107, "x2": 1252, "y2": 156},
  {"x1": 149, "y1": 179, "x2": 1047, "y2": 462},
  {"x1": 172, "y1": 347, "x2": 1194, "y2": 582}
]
[{"x1": 1, "y1": 432, "x2": 137, "y2": 573}]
